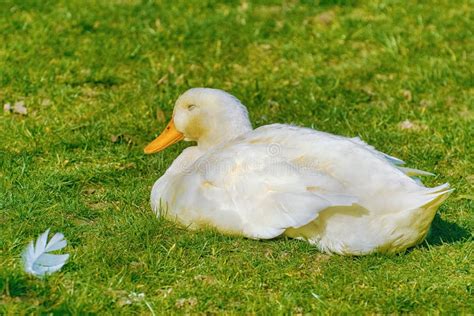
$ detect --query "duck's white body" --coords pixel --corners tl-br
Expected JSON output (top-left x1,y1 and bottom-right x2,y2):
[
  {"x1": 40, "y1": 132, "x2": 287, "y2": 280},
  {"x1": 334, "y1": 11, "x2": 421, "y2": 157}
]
[{"x1": 146, "y1": 88, "x2": 451, "y2": 255}]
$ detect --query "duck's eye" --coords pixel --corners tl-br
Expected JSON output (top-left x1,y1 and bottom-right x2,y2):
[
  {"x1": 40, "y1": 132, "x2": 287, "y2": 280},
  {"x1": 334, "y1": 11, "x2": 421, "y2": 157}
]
[{"x1": 187, "y1": 104, "x2": 197, "y2": 111}]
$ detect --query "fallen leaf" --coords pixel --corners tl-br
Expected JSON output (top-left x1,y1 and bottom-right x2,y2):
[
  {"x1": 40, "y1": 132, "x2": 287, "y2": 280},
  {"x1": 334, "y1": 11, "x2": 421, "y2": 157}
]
[
  {"x1": 398, "y1": 119, "x2": 427, "y2": 131},
  {"x1": 175, "y1": 297, "x2": 198, "y2": 309},
  {"x1": 13, "y1": 101, "x2": 27, "y2": 115},
  {"x1": 41, "y1": 99, "x2": 52, "y2": 107},
  {"x1": 81, "y1": 86, "x2": 98, "y2": 98},
  {"x1": 129, "y1": 261, "x2": 146, "y2": 271},
  {"x1": 111, "y1": 135, "x2": 120, "y2": 143},
  {"x1": 158, "y1": 287, "x2": 173, "y2": 298},
  {"x1": 362, "y1": 86, "x2": 375, "y2": 96},
  {"x1": 107, "y1": 289, "x2": 127, "y2": 299},
  {"x1": 264, "y1": 248, "x2": 273, "y2": 258},
  {"x1": 156, "y1": 74, "x2": 168, "y2": 86},
  {"x1": 375, "y1": 73, "x2": 395, "y2": 81},
  {"x1": 128, "y1": 292, "x2": 145, "y2": 301},
  {"x1": 402, "y1": 90, "x2": 412, "y2": 101},
  {"x1": 112, "y1": 290, "x2": 146, "y2": 307},
  {"x1": 174, "y1": 74, "x2": 184, "y2": 85},
  {"x1": 117, "y1": 297, "x2": 132, "y2": 307},
  {"x1": 86, "y1": 201, "x2": 108, "y2": 210},
  {"x1": 117, "y1": 162, "x2": 136, "y2": 170},
  {"x1": 419, "y1": 99, "x2": 431, "y2": 107},
  {"x1": 316, "y1": 11, "x2": 335, "y2": 26},
  {"x1": 459, "y1": 107, "x2": 473, "y2": 120},
  {"x1": 194, "y1": 274, "x2": 216, "y2": 285},
  {"x1": 293, "y1": 306, "x2": 304, "y2": 316},
  {"x1": 84, "y1": 188, "x2": 96, "y2": 195},
  {"x1": 3, "y1": 103, "x2": 11, "y2": 112},
  {"x1": 399, "y1": 119, "x2": 415, "y2": 130},
  {"x1": 239, "y1": 1, "x2": 249, "y2": 12},
  {"x1": 268, "y1": 100, "x2": 281, "y2": 114},
  {"x1": 111, "y1": 134, "x2": 134, "y2": 144},
  {"x1": 156, "y1": 107, "x2": 166, "y2": 122}
]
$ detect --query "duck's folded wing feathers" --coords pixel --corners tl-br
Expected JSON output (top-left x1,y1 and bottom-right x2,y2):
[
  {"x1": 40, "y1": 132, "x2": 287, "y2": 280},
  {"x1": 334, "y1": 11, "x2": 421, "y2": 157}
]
[{"x1": 185, "y1": 145, "x2": 358, "y2": 240}]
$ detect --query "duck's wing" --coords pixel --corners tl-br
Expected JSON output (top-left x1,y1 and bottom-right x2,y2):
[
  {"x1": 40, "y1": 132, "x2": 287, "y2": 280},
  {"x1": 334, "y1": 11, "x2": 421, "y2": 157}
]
[
  {"x1": 260, "y1": 125, "x2": 447, "y2": 213},
  {"x1": 173, "y1": 137, "x2": 358, "y2": 240}
]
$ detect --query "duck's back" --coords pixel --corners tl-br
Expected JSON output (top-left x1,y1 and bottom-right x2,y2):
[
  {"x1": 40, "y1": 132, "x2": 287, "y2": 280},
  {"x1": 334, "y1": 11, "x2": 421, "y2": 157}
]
[{"x1": 244, "y1": 124, "x2": 446, "y2": 213}]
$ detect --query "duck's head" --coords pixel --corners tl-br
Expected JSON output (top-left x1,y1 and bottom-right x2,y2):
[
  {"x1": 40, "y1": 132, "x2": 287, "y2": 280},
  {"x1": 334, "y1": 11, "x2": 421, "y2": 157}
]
[{"x1": 144, "y1": 88, "x2": 252, "y2": 154}]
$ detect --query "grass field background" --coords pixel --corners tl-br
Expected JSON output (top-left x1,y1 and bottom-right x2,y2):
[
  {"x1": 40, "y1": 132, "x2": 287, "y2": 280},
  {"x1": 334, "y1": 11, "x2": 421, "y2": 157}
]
[{"x1": 0, "y1": 0, "x2": 472, "y2": 313}]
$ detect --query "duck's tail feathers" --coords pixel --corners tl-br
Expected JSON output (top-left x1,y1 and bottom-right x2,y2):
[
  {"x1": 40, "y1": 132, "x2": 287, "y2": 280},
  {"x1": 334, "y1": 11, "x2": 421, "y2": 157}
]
[
  {"x1": 398, "y1": 167, "x2": 435, "y2": 177},
  {"x1": 383, "y1": 153, "x2": 405, "y2": 166},
  {"x1": 410, "y1": 183, "x2": 452, "y2": 245},
  {"x1": 423, "y1": 183, "x2": 453, "y2": 208},
  {"x1": 405, "y1": 183, "x2": 452, "y2": 212},
  {"x1": 386, "y1": 183, "x2": 452, "y2": 252}
]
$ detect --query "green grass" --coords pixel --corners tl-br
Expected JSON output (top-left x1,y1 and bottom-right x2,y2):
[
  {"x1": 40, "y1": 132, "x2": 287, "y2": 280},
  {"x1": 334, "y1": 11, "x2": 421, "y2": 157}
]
[{"x1": 0, "y1": 0, "x2": 473, "y2": 313}]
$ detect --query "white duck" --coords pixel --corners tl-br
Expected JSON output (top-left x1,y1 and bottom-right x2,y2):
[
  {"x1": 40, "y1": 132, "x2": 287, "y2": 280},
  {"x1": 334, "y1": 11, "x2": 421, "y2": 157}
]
[{"x1": 144, "y1": 88, "x2": 451, "y2": 255}]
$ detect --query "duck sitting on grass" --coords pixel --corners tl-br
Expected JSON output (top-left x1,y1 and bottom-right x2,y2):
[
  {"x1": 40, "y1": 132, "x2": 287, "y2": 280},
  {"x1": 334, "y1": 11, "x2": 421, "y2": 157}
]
[{"x1": 144, "y1": 88, "x2": 451, "y2": 255}]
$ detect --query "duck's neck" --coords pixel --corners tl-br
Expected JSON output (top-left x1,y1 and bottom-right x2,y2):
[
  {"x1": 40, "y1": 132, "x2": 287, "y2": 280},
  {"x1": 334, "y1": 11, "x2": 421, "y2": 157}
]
[{"x1": 197, "y1": 117, "x2": 253, "y2": 150}]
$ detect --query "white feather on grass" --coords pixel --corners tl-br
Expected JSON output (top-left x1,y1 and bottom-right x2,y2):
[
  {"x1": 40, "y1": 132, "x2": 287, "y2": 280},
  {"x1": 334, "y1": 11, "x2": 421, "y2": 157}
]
[{"x1": 23, "y1": 228, "x2": 69, "y2": 277}]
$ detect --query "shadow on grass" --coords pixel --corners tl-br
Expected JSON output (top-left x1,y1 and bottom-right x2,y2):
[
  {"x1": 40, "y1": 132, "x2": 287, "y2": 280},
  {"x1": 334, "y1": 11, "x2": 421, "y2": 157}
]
[{"x1": 424, "y1": 214, "x2": 471, "y2": 246}]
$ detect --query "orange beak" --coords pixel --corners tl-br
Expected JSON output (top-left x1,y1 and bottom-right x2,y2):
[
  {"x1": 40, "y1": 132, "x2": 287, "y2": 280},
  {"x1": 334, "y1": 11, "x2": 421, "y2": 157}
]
[{"x1": 144, "y1": 119, "x2": 184, "y2": 154}]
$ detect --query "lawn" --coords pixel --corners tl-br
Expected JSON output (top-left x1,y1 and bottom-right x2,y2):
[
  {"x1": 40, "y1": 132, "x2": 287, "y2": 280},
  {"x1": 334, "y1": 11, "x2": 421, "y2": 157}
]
[{"x1": 0, "y1": 0, "x2": 472, "y2": 313}]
